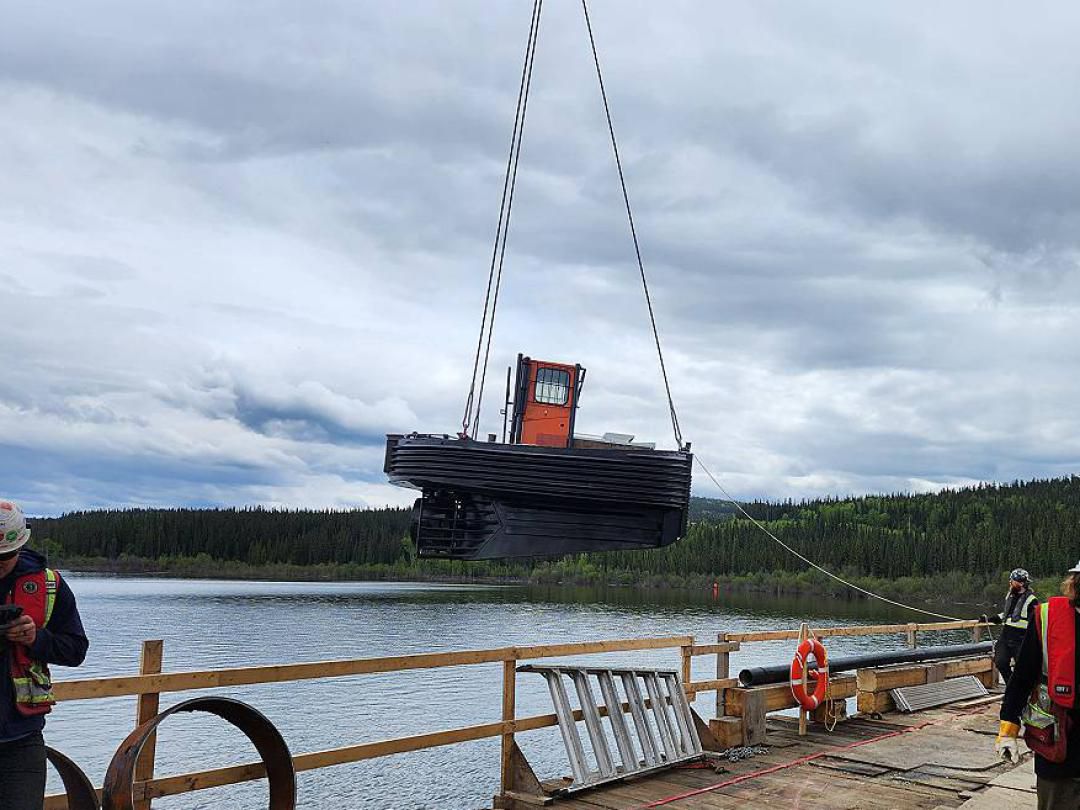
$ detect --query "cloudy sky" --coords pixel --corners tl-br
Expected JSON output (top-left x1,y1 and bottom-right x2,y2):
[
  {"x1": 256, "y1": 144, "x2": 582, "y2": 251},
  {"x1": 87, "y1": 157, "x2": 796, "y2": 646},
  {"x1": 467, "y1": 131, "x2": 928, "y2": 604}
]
[{"x1": 3, "y1": 1, "x2": 1079, "y2": 515}]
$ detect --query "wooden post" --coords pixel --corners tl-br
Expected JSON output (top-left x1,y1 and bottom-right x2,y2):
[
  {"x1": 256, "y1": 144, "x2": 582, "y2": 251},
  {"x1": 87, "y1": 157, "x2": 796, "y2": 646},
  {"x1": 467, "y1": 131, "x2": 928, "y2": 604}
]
[
  {"x1": 134, "y1": 639, "x2": 164, "y2": 810},
  {"x1": 681, "y1": 644, "x2": 692, "y2": 699},
  {"x1": 906, "y1": 623, "x2": 918, "y2": 649},
  {"x1": 973, "y1": 623, "x2": 983, "y2": 643},
  {"x1": 715, "y1": 632, "x2": 729, "y2": 719},
  {"x1": 499, "y1": 657, "x2": 516, "y2": 794},
  {"x1": 742, "y1": 689, "x2": 767, "y2": 745},
  {"x1": 797, "y1": 622, "x2": 809, "y2": 736}
]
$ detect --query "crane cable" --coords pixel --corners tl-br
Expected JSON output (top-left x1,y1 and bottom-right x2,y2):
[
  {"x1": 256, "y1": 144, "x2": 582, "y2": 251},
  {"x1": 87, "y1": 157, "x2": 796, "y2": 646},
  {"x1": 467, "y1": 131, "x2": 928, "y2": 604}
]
[
  {"x1": 462, "y1": 0, "x2": 687, "y2": 451},
  {"x1": 581, "y1": 0, "x2": 684, "y2": 451},
  {"x1": 461, "y1": 0, "x2": 544, "y2": 438},
  {"x1": 694, "y1": 456, "x2": 962, "y2": 622}
]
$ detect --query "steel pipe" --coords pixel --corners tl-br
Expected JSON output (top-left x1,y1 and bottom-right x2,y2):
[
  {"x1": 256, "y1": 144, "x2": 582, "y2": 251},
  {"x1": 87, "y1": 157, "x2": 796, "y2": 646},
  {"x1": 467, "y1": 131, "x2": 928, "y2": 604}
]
[{"x1": 738, "y1": 641, "x2": 993, "y2": 687}]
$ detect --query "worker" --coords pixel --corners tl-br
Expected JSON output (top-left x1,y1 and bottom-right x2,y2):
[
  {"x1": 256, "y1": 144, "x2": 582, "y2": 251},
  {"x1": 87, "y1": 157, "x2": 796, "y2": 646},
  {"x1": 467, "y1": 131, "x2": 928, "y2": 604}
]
[
  {"x1": 0, "y1": 500, "x2": 89, "y2": 810},
  {"x1": 996, "y1": 560, "x2": 1080, "y2": 808},
  {"x1": 982, "y1": 568, "x2": 1039, "y2": 683}
]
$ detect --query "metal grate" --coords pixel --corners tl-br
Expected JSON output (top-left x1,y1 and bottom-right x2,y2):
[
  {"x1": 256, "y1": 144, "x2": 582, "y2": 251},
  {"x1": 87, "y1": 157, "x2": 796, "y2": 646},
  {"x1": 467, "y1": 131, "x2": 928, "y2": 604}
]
[
  {"x1": 891, "y1": 675, "x2": 988, "y2": 713},
  {"x1": 518, "y1": 665, "x2": 703, "y2": 792}
]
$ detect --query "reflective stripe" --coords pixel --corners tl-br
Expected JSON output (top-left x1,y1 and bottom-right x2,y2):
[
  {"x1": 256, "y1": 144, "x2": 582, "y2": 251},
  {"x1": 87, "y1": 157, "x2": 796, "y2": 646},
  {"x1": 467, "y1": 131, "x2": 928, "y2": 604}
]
[
  {"x1": 1039, "y1": 601, "x2": 1049, "y2": 678},
  {"x1": 1005, "y1": 593, "x2": 1037, "y2": 630},
  {"x1": 44, "y1": 569, "x2": 57, "y2": 625}
]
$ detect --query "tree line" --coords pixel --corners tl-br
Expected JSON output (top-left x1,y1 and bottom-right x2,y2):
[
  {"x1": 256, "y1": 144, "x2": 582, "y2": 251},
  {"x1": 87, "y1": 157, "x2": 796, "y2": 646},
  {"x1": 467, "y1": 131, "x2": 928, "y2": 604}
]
[{"x1": 31, "y1": 475, "x2": 1080, "y2": 582}]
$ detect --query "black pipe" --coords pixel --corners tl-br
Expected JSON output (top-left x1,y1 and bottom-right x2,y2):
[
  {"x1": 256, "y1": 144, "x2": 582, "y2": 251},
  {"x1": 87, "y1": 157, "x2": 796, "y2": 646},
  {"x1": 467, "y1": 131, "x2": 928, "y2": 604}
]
[{"x1": 738, "y1": 641, "x2": 993, "y2": 687}]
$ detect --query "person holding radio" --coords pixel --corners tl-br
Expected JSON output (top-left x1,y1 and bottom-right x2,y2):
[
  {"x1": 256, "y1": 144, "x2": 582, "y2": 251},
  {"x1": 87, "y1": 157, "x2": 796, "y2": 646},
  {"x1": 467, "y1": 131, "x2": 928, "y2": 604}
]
[{"x1": 0, "y1": 501, "x2": 89, "y2": 810}]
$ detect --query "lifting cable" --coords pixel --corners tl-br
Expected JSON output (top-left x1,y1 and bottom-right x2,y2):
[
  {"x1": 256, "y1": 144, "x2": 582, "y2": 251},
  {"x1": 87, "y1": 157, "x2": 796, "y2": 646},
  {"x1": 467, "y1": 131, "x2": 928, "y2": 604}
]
[
  {"x1": 581, "y1": 0, "x2": 684, "y2": 450},
  {"x1": 461, "y1": 0, "x2": 687, "y2": 450},
  {"x1": 461, "y1": 0, "x2": 544, "y2": 438},
  {"x1": 694, "y1": 456, "x2": 961, "y2": 622}
]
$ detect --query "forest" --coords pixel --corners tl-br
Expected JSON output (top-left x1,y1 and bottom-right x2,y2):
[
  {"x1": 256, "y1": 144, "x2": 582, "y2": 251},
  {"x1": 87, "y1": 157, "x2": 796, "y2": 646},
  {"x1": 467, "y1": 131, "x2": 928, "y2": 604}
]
[{"x1": 32, "y1": 476, "x2": 1079, "y2": 597}]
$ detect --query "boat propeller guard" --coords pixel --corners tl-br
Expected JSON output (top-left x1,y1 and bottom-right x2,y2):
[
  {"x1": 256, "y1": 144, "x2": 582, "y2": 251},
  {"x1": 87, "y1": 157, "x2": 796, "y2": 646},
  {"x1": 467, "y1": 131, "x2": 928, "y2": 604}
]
[
  {"x1": 46, "y1": 746, "x2": 100, "y2": 810},
  {"x1": 101, "y1": 696, "x2": 296, "y2": 810}
]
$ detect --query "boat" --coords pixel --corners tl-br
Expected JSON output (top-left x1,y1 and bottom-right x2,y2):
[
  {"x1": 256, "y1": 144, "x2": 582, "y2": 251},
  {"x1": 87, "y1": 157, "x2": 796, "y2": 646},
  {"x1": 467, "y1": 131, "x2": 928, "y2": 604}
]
[{"x1": 384, "y1": 354, "x2": 692, "y2": 559}]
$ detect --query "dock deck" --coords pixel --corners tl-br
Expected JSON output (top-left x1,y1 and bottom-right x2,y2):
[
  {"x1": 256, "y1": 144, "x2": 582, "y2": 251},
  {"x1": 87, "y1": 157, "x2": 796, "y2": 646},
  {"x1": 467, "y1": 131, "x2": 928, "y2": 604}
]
[{"x1": 539, "y1": 698, "x2": 1034, "y2": 810}]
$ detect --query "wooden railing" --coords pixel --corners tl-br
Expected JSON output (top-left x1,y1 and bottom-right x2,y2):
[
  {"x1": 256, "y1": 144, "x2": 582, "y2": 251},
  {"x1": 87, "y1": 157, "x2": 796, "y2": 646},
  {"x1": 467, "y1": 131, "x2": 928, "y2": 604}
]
[{"x1": 44, "y1": 619, "x2": 989, "y2": 808}]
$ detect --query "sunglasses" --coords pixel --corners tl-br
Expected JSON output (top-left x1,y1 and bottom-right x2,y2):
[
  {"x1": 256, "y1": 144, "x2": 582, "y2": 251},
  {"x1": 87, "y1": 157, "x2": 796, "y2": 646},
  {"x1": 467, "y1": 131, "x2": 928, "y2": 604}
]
[{"x1": 0, "y1": 549, "x2": 19, "y2": 562}]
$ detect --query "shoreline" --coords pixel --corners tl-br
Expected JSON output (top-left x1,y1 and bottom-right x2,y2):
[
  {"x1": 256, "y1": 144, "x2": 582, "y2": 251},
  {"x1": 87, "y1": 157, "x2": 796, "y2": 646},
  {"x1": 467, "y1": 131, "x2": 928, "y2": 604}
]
[{"x1": 56, "y1": 554, "x2": 1003, "y2": 607}]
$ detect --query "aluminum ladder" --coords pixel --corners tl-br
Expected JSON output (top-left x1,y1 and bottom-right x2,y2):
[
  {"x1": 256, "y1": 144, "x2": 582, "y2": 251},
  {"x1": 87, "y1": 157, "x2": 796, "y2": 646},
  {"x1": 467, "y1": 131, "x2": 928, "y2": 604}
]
[{"x1": 518, "y1": 665, "x2": 703, "y2": 791}]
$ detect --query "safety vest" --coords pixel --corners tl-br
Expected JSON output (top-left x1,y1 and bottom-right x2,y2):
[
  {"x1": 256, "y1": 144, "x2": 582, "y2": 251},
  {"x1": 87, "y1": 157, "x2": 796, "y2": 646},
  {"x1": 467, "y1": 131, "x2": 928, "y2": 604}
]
[
  {"x1": 5, "y1": 568, "x2": 58, "y2": 716},
  {"x1": 1003, "y1": 590, "x2": 1039, "y2": 631},
  {"x1": 1036, "y1": 596, "x2": 1076, "y2": 709}
]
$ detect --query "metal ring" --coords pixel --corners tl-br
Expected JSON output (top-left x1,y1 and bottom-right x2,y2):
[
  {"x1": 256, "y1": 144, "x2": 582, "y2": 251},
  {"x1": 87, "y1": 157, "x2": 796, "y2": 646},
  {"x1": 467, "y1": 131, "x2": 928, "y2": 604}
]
[
  {"x1": 45, "y1": 746, "x2": 100, "y2": 810},
  {"x1": 101, "y1": 696, "x2": 296, "y2": 810}
]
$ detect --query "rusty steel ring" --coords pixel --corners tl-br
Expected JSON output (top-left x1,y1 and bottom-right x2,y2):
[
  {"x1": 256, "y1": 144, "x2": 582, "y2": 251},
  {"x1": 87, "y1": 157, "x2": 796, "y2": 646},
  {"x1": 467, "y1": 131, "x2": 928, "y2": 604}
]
[
  {"x1": 45, "y1": 746, "x2": 100, "y2": 810},
  {"x1": 101, "y1": 696, "x2": 296, "y2": 810}
]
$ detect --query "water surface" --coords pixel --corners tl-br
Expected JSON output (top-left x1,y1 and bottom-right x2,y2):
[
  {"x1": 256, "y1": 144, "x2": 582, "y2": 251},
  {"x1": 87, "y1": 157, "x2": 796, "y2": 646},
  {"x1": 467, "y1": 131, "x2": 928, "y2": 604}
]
[{"x1": 46, "y1": 577, "x2": 985, "y2": 809}]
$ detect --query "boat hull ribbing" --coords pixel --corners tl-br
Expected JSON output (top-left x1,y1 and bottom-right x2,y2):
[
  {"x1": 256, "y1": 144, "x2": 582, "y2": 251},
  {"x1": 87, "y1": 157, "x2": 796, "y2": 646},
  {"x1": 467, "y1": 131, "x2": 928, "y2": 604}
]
[{"x1": 384, "y1": 434, "x2": 692, "y2": 559}]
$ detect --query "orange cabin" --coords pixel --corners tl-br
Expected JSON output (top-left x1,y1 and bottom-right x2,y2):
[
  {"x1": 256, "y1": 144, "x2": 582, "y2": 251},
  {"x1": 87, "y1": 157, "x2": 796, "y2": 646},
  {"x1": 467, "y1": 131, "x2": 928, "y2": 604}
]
[{"x1": 508, "y1": 355, "x2": 585, "y2": 448}]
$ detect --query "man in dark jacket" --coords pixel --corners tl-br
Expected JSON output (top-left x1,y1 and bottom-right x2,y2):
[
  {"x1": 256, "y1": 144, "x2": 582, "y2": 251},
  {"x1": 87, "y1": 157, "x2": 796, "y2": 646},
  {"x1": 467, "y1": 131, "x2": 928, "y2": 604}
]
[
  {"x1": 982, "y1": 568, "x2": 1039, "y2": 683},
  {"x1": 0, "y1": 501, "x2": 88, "y2": 810}
]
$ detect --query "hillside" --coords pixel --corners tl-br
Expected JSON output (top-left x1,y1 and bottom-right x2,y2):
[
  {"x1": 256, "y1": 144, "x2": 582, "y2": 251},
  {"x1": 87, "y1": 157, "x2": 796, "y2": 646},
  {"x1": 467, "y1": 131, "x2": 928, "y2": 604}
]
[{"x1": 31, "y1": 476, "x2": 1080, "y2": 597}]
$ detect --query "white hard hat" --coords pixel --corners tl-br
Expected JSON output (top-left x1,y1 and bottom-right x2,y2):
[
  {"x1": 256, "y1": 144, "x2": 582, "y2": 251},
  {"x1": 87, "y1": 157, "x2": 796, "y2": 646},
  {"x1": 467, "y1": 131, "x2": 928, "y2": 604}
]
[
  {"x1": 0, "y1": 501, "x2": 30, "y2": 555},
  {"x1": 1068, "y1": 560, "x2": 1080, "y2": 574}
]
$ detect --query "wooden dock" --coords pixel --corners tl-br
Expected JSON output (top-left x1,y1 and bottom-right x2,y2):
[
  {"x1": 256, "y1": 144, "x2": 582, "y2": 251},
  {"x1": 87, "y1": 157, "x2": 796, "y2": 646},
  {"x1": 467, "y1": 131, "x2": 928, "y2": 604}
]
[
  {"x1": 539, "y1": 698, "x2": 1034, "y2": 810},
  {"x1": 45, "y1": 619, "x2": 1018, "y2": 809}
]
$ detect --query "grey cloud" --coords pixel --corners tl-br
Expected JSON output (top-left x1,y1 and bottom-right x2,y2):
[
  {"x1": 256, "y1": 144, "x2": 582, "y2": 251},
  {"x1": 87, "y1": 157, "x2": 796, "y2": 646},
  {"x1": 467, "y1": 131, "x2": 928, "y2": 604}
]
[{"x1": 3, "y1": 0, "x2": 1080, "y2": 513}]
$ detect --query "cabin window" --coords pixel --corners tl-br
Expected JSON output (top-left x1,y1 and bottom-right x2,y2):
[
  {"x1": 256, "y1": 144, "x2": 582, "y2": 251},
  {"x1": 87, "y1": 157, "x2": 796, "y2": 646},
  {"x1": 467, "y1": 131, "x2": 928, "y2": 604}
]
[{"x1": 534, "y1": 367, "x2": 570, "y2": 405}]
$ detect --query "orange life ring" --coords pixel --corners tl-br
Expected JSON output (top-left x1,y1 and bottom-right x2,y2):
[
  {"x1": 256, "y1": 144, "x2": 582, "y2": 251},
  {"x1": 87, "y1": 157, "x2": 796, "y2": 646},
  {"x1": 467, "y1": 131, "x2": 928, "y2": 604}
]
[{"x1": 790, "y1": 638, "x2": 829, "y2": 711}]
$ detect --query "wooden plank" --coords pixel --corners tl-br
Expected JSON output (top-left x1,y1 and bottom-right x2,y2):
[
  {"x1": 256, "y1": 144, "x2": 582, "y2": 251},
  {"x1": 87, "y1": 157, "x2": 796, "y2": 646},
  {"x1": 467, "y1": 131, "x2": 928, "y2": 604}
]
[
  {"x1": 500, "y1": 659, "x2": 516, "y2": 794},
  {"x1": 943, "y1": 657, "x2": 991, "y2": 678},
  {"x1": 798, "y1": 623, "x2": 809, "y2": 736},
  {"x1": 722, "y1": 620, "x2": 981, "y2": 644},
  {"x1": 709, "y1": 717, "x2": 745, "y2": 748},
  {"x1": 722, "y1": 675, "x2": 857, "y2": 716},
  {"x1": 857, "y1": 689, "x2": 894, "y2": 715},
  {"x1": 133, "y1": 639, "x2": 164, "y2": 810},
  {"x1": 744, "y1": 689, "x2": 767, "y2": 745},
  {"x1": 686, "y1": 678, "x2": 738, "y2": 694},
  {"x1": 857, "y1": 664, "x2": 929, "y2": 693},
  {"x1": 688, "y1": 643, "x2": 740, "y2": 655},
  {"x1": 857, "y1": 658, "x2": 991, "y2": 700},
  {"x1": 124, "y1": 693, "x2": 699, "y2": 802},
  {"x1": 715, "y1": 631, "x2": 730, "y2": 720},
  {"x1": 515, "y1": 636, "x2": 693, "y2": 661},
  {"x1": 54, "y1": 636, "x2": 693, "y2": 701}
]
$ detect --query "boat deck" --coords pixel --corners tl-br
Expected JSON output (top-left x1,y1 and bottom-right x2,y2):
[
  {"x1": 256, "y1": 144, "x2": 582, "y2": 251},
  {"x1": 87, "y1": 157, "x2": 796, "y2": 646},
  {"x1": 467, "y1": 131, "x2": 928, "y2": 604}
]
[{"x1": 537, "y1": 698, "x2": 1034, "y2": 810}]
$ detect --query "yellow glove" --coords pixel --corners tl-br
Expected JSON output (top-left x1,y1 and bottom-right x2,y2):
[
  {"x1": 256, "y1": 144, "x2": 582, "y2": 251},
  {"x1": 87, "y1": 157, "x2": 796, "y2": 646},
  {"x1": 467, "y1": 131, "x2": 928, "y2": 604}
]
[{"x1": 995, "y1": 721, "x2": 1021, "y2": 761}]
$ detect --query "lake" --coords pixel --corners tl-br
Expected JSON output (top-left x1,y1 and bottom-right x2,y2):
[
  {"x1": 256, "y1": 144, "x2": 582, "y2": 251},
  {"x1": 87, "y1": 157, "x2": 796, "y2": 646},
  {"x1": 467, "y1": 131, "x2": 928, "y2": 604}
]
[{"x1": 44, "y1": 576, "x2": 987, "y2": 809}]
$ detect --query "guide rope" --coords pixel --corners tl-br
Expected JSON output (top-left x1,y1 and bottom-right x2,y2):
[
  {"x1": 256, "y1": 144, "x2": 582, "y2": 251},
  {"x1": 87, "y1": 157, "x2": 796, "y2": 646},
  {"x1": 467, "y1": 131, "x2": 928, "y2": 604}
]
[{"x1": 694, "y1": 456, "x2": 961, "y2": 622}]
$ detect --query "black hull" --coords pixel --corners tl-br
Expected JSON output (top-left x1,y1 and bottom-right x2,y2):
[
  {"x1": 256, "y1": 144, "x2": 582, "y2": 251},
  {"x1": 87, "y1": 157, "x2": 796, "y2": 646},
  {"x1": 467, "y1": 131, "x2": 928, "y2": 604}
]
[{"x1": 384, "y1": 434, "x2": 692, "y2": 559}]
